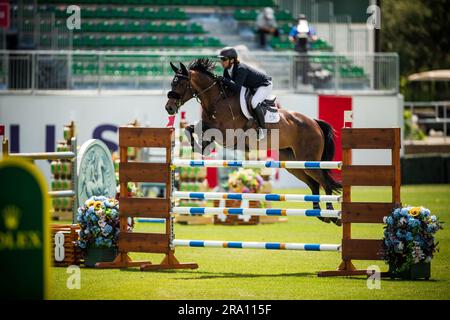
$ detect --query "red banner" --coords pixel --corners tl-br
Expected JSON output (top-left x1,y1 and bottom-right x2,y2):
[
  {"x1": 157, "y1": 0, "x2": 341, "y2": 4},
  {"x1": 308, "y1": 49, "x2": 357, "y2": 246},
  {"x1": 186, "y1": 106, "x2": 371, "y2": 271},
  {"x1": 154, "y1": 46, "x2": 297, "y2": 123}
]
[
  {"x1": 318, "y1": 95, "x2": 352, "y2": 179},
  {"x1": 0, "y1": 3, "x2": 9, "y2": 29}
]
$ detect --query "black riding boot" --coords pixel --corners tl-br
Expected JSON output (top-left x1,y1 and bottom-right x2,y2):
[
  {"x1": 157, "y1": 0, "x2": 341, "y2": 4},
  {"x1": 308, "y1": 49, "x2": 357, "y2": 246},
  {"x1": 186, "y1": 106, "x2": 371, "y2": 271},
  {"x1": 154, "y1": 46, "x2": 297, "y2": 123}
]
[{"x1": 253, "y1": 103, "x2": 266, "y2": 140}]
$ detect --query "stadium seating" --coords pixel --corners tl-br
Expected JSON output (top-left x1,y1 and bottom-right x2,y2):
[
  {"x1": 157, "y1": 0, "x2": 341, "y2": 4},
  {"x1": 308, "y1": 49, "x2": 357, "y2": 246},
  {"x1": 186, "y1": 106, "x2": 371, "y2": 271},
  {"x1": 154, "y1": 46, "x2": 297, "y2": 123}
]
[{"x1": 23, "y1": 1, "x2": 366, "y2": 81}]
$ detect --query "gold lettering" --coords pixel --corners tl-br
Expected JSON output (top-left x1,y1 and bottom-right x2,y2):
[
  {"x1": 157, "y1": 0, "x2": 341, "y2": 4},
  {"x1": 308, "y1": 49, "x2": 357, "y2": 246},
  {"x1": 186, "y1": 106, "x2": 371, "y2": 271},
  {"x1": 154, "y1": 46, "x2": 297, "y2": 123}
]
[
  {"x1": 0, "y1": 232, "x2": 15, "y2": 249},
  {"x1": 16, "y1": 232, "x2": 27, "y2": 249},
  {"x1": 0, "y1": 231, "x2": 42, "y2": 250},
  {"x1": 28, "y1": 232, "x2": 42, "y2": 248}
]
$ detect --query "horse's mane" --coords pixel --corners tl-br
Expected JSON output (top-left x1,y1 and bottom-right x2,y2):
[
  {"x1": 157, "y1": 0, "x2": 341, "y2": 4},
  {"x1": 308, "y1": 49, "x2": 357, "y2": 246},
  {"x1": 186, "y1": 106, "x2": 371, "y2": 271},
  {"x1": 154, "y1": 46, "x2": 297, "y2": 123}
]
[{"x1": 188, "y1": 58, "x2": 216, "y2": 78}]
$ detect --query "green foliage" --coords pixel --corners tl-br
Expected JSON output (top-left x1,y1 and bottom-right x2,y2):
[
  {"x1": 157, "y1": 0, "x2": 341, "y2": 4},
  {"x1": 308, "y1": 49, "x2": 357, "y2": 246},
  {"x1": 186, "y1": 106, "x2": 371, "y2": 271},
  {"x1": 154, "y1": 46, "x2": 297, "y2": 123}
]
[
  {"x1": 404, "y1": 110, "x2": 426, "y2": 140},
  {"x1": 381, "y1": 0, "x2": 450, "y2": 77}
]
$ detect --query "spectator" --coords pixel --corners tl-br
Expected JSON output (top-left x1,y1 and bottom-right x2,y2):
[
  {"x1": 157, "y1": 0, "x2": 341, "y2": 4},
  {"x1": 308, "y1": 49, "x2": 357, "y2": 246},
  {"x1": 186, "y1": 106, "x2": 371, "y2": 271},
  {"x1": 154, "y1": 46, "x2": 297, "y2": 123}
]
[
  {"x1": 288, "y1": 14, "x2": 318, "y2": 86},
  {"x1": 255, "y1": 7, "x2": 279, "y2": 49},
  {"x1": 288, "y1": 14, "x2": 317, "y2": 53}
]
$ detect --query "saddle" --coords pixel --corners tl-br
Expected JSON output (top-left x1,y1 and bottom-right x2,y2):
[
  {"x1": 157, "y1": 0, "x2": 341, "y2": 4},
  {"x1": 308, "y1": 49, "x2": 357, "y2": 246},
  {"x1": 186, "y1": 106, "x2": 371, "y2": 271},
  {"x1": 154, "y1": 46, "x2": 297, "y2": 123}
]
[{"x1": 244, "y1": 88, "x2": 278, "y2": 117}]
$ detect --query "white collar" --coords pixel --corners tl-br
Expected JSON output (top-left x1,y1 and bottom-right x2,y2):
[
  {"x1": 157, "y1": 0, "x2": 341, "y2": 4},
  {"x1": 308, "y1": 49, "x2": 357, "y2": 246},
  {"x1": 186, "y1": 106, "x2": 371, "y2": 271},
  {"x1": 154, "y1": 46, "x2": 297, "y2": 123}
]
[{"x1": 227, "y1": 64, "x2": 234, "y2": 76}]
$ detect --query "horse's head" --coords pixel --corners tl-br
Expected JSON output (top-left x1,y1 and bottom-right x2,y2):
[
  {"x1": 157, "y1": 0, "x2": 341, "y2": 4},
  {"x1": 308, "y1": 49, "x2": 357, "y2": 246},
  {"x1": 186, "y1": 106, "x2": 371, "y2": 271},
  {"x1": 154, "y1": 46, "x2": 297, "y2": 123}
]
[{"x1": 166, "y1": 62, "x2": 194, "y2": 115}]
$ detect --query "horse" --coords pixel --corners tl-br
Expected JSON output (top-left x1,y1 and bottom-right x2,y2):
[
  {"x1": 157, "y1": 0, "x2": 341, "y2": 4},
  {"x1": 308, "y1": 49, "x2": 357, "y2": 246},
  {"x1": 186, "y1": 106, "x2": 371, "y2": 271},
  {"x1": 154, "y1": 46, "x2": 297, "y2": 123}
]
[{"x1": 165, "y1": 58, "x2": 342, "y2": 225}]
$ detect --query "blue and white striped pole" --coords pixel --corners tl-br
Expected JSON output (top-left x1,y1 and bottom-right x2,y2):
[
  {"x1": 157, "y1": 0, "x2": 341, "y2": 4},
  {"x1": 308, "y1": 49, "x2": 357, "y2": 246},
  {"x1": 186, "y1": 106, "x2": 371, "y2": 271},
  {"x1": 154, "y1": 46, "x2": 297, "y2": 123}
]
[
  {"x1": 173, "y1": 191, "x2": 341, "y2": 203},
  {"x1": 172, "y1": 207, "x2": 341, "y2": 218},
  {"x1": 172, "y1": 159, "x2": 342, "y2": 170},
  {"x1": 173, "y1": 239, "x2": 341, "y2": 251}
]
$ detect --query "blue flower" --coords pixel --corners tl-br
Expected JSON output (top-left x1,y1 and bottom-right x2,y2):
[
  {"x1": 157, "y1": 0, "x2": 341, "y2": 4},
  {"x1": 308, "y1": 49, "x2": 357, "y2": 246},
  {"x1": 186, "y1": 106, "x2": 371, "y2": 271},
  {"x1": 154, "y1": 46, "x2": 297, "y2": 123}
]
[
  {"x1": 408, "y1": 218, "x2": 420, "y2": 229},
  {"x1": 103, "y1": 224, "x2": 113, "y2": 235},
  {"x1": 405, "y1": 232, "x2": 413, "y2": 241},
  {"x1": 386, "y1": 216, "x2": 393, "y2": 226},
  {"x1": 392, "y1": 208, "x2": 401, "y2": 218},
  {"x1": 400, "y1": 207, "x2": 409, "y2": 216},
  {"x1": 422, "y1": 208, "x2": 431, "y2": 218}
]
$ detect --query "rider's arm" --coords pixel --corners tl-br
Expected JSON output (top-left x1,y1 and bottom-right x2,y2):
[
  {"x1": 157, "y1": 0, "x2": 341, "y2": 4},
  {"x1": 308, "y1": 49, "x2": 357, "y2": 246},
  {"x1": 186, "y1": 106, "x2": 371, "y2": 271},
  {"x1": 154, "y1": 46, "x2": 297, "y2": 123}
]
[{"x1": 221, "y1": 67, "x2": 248, "y2": 93}]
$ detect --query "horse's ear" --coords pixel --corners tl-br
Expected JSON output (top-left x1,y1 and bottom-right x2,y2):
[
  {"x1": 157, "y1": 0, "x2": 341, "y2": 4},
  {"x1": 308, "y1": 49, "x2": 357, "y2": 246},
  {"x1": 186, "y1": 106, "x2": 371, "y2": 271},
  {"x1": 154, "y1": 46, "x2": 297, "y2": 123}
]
[
  {"x1": 180, "y1": 62, "x2": 189, "y2": 76},
  {"x1": 170, "y1": 62, "x2": 179, "y2": 74}
]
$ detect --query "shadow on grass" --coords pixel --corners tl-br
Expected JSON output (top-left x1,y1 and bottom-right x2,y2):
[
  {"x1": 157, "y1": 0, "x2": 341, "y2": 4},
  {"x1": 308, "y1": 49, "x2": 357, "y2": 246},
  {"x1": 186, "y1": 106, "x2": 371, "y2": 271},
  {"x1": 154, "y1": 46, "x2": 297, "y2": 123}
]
[
  {"x1": 113, "y1": 267, "x2": 441, "y2": 282},
  {"x1": 118, "y1": 268, "x2": 319, "y2": 279}
]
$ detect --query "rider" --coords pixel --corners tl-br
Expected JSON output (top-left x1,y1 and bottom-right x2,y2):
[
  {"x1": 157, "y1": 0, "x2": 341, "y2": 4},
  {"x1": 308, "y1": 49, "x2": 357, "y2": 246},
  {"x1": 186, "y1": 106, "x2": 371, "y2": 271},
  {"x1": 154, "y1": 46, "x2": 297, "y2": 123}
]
[{"x1": 217, "y1": 47, "x2": 273, "y2": 138}]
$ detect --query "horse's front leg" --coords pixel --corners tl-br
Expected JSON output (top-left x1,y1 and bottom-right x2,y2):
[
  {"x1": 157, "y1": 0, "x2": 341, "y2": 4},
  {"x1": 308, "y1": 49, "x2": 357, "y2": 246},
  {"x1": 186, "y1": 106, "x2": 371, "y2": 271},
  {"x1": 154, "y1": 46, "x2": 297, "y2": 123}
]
[
  {"x1": 184, "y1": 124, "x2": 203, "y2": 154},
  {"x1": 184, "y1": 122, "x2": 215, "y2": 156}
]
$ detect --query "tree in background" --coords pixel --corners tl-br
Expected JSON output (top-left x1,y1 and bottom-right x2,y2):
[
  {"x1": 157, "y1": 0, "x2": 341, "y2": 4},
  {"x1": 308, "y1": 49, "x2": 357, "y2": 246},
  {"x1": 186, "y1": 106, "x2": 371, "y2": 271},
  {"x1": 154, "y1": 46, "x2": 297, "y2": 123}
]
[{"x1": 381, "y1": 0, "x2": 449, "y2": 76}]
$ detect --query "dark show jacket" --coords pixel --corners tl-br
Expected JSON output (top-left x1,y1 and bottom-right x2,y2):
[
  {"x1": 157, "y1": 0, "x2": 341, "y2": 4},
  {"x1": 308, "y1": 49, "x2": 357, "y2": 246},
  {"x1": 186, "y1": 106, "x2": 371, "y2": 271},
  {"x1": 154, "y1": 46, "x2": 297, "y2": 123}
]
[{"x1": 221, "y1": 63, "x2": 272, "y2": 93}]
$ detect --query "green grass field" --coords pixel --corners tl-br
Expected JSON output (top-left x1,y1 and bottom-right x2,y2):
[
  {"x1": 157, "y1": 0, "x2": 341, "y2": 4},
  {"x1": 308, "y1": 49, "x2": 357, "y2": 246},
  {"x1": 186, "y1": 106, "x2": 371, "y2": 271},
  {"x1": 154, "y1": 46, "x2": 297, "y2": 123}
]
[{"x1": 49, "y1": 185, "x2": 450, "y2": 300}]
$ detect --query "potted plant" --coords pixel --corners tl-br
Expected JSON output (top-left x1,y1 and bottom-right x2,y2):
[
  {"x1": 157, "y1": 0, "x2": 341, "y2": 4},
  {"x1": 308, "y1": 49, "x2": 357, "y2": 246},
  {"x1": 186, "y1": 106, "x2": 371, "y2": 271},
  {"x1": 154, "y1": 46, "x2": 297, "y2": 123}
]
[
  {"x1": 382, "y1": 206, "x2": 443, "y2": 280},
  {"x1": 214, "y1": 168, "x2": 265, "y2": 225},
  {"x1": 76, "y1": 196, "x2": 129, "y2": 267}
]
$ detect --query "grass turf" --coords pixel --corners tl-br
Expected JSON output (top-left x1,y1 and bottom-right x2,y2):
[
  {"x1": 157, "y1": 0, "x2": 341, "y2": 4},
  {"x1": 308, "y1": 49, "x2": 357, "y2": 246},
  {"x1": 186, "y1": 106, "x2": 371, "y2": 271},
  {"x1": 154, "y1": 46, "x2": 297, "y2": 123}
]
[{"x1": 49, "y1": 185, "x2": 450, "y2": 299}]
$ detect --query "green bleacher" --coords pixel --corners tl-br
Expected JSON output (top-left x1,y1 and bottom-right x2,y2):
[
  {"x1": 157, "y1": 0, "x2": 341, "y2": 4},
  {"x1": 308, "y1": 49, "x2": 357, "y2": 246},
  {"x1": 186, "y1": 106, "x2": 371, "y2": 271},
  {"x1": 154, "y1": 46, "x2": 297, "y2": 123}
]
[
  {"x1": 31, "y1": 3, "x2": 225, "y2": 49},
  {"x1": 234, "y1": 9, "x2": 294, "y2": 21},
  {"x1": 270, "y1": 37, "x2": 334, "y2": 52},
  {"x1": 28, "y1": 1, "x2": 367, "y2": 80},
  {"x1": 70, "y1": 54, "x2": 223, "y2": 77},
  {"x1": 38, "y1": 0, "x2": 275, "y2": 7}
]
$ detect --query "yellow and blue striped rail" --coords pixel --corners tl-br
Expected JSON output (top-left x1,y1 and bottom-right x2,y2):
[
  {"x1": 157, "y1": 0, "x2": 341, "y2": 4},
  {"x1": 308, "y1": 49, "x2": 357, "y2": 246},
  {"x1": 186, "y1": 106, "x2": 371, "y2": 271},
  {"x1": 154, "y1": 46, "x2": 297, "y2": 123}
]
[
  {"x1": 173, "y1": 191, "x2": 341, "y2": 203},
  {"x1": 173, "y1": 240, "x2": 341, "y2": 251},
  {"x1": 172, "y1": 207, "x2": 341, "y2": 218},
  {"x1": 172, "y1": 159, "x2": 342, "y2": 169}
]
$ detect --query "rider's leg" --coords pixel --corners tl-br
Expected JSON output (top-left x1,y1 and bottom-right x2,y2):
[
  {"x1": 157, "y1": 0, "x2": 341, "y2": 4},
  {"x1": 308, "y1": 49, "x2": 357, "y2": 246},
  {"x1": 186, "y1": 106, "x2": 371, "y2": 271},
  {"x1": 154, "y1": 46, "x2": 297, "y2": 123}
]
[{"x1": 251, "y1": 82, "x2": 273, "y2": 131}]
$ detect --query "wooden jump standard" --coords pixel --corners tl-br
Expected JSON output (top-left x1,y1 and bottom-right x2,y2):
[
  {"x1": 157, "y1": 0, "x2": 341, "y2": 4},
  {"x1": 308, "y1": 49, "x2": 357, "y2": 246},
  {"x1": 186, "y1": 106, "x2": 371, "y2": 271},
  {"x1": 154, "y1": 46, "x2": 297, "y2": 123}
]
[{"x1": 97, "y1": 127, "x2": 401, "y2": 277}]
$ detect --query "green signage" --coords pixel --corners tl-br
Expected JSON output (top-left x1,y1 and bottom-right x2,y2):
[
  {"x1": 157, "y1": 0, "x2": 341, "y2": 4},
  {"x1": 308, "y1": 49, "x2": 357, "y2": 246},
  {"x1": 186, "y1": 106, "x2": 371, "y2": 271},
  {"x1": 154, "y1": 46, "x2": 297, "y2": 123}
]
[{"x1": 0, "y1": 158, "x2": 50, "y2": 300}]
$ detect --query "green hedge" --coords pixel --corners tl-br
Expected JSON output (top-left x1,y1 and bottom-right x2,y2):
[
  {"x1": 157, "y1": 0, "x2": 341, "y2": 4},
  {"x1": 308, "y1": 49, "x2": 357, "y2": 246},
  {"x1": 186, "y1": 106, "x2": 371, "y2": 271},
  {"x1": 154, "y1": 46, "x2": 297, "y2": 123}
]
[{"x1": 401, "y1": 154, "x2": 450, "y2": 184}]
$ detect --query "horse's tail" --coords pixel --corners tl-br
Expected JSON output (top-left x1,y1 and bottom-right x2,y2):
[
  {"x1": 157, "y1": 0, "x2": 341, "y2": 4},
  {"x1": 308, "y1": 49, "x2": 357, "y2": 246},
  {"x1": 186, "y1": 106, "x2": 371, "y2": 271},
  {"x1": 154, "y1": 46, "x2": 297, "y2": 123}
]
[{"x1": 315, "y1": 119, "x2": 342, "y2": 194}]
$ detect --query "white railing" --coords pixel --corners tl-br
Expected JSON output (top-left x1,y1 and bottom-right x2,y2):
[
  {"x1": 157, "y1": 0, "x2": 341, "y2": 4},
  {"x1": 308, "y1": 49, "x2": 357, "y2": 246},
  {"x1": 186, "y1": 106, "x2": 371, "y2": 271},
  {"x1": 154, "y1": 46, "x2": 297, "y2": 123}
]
[
  {"x1": 404, "y1": 101, "x2": 450, "y2": 141},
  {"x1": 0, "y1": 50, "x2": 398, "y2": 94}
]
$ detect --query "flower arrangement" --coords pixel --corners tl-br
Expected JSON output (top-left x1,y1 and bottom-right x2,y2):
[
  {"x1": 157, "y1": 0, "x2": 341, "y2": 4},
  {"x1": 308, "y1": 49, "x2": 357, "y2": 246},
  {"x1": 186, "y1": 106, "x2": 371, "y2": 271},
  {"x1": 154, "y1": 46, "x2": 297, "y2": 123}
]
[
  {"x1": 227, "y1": 168, "x2": 264, "y2": 193},
  {"x1": 76, "y1": 196, "x2": 128, "y2": 251},
  {"x1": 382, "y1": 206, "x2": 443, "y2": 274}
]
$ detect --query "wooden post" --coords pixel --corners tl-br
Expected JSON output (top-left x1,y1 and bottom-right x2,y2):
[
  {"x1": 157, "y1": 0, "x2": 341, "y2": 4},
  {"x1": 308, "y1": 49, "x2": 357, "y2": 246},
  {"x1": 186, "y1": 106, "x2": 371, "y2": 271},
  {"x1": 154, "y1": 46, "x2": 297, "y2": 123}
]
[
  {"x1": 97, "y1": 127, "x2": 197, "y2": 270},
  {"x1": 318, "y1": 128, "x2": 401, "y2": 277}
]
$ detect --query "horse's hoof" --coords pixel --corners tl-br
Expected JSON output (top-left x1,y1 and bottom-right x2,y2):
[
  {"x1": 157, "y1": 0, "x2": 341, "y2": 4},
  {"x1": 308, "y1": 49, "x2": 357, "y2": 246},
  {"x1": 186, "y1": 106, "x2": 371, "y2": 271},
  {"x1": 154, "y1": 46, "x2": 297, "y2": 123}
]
[
  {"x1": 331, "y1": 218, "x2": 342, "y2": 226},
  {"x1": 318, "y1": 217, "x2": 331, "y2": 223}
]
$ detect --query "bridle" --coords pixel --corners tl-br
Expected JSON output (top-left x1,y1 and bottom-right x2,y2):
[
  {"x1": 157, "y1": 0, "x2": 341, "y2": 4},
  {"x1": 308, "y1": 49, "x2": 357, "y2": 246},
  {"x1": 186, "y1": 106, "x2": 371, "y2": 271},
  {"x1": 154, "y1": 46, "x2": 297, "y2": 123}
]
[
  {"x1": 167, "y1": 70, "x2": 236, "y2": 121},
  {"x1": 167, "y1": 71, "x2": 218, "y2": 110}
]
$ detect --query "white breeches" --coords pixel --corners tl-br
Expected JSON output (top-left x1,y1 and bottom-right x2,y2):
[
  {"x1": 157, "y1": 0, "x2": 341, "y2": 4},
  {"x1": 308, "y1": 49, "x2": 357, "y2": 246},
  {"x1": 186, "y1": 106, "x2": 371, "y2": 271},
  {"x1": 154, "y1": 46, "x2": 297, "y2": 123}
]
[{"x1": 251, "y1": 81, "x2": 273, "y2": 109}]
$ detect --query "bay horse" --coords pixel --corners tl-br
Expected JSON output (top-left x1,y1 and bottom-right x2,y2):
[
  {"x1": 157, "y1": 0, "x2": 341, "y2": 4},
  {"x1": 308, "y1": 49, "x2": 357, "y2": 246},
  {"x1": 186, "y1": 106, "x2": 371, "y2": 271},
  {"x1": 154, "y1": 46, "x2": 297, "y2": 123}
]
[{"x1": 165, "y1": 58, "x2": 342, "y2": 225}]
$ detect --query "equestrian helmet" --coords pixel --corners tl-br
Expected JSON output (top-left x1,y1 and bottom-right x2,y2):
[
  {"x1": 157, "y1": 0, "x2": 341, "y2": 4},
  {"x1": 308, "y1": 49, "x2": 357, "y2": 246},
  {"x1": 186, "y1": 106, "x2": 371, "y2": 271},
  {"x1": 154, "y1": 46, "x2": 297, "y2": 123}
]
[{"x1": 217, "y1": 47, "x2": 238, "y2": 60}]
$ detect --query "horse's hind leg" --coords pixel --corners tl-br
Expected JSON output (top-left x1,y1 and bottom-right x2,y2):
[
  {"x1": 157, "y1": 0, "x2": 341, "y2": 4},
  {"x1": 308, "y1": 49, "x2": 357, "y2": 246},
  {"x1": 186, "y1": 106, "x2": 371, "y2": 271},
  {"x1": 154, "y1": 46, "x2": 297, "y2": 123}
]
[
  {"x1": 303, "y1": 169, "x2": 342, "y2": 226},
  {"x1": 284, "y1": 168, "x2": 332, "y2": 224},
  {"x1": 279, "y1": 148, "x2": 331, "y2": 224}
]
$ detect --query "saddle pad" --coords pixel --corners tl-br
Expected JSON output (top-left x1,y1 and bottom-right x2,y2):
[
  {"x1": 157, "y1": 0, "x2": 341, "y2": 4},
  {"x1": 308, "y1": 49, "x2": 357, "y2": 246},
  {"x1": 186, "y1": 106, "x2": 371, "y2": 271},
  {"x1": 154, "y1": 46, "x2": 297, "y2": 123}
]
[{"x1": 240, "y1": 87, "x2": 280, "y2": 123}]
